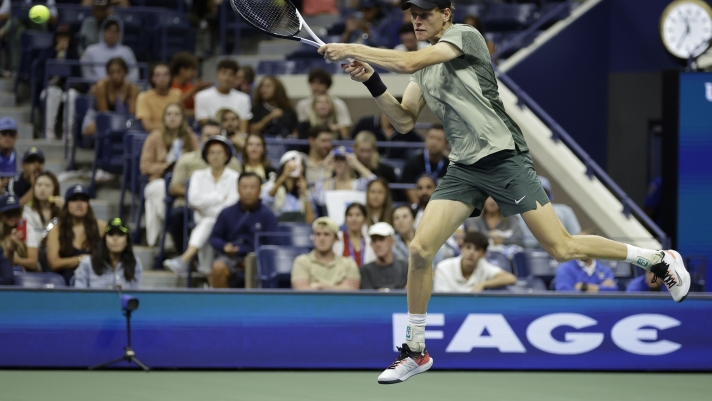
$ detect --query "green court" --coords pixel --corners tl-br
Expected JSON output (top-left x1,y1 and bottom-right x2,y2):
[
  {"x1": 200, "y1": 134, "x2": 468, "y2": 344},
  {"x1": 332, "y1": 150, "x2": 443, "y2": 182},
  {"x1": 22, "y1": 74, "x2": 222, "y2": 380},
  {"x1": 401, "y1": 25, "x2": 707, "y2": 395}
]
[{"x1": 1, "y1": 371, "x2": 708, "y2": 401}]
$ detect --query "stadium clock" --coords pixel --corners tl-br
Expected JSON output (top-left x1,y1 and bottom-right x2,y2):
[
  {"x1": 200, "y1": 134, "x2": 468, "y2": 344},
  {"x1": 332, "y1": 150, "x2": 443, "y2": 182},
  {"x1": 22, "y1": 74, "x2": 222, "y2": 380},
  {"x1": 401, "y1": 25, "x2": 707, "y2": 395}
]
[{"x1": 660, "y1": 0, "x2": 712, "y2": 58}]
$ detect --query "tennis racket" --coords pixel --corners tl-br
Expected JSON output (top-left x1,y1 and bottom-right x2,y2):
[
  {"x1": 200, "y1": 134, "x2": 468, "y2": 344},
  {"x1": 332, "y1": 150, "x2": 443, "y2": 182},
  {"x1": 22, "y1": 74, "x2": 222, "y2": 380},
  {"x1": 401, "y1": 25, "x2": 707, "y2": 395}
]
[{"x1": 229, "y1": 0, "x2": 353, "y2": 61}]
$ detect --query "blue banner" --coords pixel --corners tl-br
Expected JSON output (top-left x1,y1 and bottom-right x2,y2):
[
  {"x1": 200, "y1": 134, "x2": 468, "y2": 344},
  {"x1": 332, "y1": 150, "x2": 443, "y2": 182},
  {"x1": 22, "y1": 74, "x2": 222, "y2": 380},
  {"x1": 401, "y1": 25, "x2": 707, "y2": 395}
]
[{"x1": 1, "y1": 290, "x2": 711, "y2": 370}]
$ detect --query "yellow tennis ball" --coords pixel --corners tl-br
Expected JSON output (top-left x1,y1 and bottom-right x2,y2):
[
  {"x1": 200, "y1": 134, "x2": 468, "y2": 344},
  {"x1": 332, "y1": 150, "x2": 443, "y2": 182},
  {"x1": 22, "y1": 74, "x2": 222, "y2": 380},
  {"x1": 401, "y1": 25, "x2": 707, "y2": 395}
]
[{"x1": 29, "y1": 5, "x2": 50, "y2": 24}]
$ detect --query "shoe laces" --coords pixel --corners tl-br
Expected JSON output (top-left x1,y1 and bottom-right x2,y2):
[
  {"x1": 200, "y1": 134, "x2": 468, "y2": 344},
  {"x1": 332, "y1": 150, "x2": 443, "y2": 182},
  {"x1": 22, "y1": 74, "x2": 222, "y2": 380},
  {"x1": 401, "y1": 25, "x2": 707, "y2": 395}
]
[
  {"x1": 388, "y1": 345, "x2": 419, "y2": 369},
  {"x1": 651, "y1": 260, "x2": 676, "y2": 289}
]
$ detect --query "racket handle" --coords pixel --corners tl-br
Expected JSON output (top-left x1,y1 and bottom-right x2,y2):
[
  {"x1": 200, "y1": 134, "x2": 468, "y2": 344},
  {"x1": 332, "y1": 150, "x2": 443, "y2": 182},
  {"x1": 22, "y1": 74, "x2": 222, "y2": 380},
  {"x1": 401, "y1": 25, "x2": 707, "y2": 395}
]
[{"x1": 300, "y1": 39, "x2": 355, "y2": 63}]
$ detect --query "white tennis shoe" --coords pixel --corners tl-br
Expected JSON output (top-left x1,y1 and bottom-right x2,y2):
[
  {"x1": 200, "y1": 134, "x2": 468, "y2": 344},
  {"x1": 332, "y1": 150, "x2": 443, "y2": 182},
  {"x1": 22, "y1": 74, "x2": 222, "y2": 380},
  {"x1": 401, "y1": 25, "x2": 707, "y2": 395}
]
[
  {"x1": 377, "y1": 343, "x2": 433, "y2": 385},
  {"x1": 650, "y1": 250, "x2": 690, "y2": 303}
]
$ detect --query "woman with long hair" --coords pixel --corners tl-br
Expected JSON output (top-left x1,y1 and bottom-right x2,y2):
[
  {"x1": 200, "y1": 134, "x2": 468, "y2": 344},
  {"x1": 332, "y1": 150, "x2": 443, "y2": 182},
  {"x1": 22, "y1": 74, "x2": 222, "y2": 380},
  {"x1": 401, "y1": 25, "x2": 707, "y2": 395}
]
[
  {"x1": 365, "y1": 178, "x2": 393, "y2": 227},
  {"x1": 46, "y1": 185, "x2": 106, "y2": 285},
  {"x1": 83, "y1": 57, "x2": 140, "y2": 136},
  {"x1": 333, "y1": 203, "x2": 375, "y2": 268},
  {"x1": 249, "y1": 76, "x2": 298, "y2": 137},
  {"x1": 465, "y1": 196, "x2": 524, "y2": 247},
  {"x1": 306, "y1": 93, "x2": 345, "y2": 138},
  {"x1": 0, "y1": 194, "x2": 32, "y2": 270},
  {"x1": 140, "y1": 103, "x2": 198, "y2": 246},
  {"x1": 241, "y1": 133, "x2": 275, "y2": 181},
  {"x1": 23, "y1": 171, "x2": 63, "y2": 271},
  {"x1": 353, "y1": 130, "x2": 398, "y2": 183},
  {"x1": 262, "y1": 151, "x2": 314, "y2": 223},
  {"x1": 74, "y1": 218, "x2": 142, "y2": 289}
]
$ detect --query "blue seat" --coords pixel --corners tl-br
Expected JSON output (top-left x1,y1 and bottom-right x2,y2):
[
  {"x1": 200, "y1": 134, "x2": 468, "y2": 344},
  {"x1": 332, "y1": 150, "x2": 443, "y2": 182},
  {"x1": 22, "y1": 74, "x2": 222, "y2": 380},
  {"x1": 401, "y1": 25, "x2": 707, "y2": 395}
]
[
  {"x1": 119, "y1": 131, "x2": 148, "y2": 242},
  {"x1": 257, "y1": 245, "x2": 310, "y2": 288},
  {"x1": 68, "y1": 95, "x2": 94, "y2": 171},
  {"x1": 148, "y1": 11, "x2": 195, "y2": 62},
  {"x1": 512, "y1": 250, "x2": 558, "y2": 279},
  {"x1": 57, "y1": 5, "x2": 91, "y2": 30},
  {"x1": 292, "y1": 59, "x2": 341, "y2": 74},
  {"x1": 484, "y1": 3, "x2": 538, "y2": 32},
  {"x1": 13, "y1": 272, "x2": 67, "y2": 288},
  {"x1": 16, "y1": 31, "x2": 53, "y2": 96},
  {"x1": 454, "y1": 4, "x2": 487, "y2": 23},
  {"x1": 219, "y1": 0, "x2": 255, "y2": 55},
  {"x1": 486, "y1": 251, "x2": 513, "y2": 273},
  {"x1": 89, "y1": 113, "x2": 141, "y2": 196},
  {"x1": 257, "y1": 60, "x2": 296, "y2": 75}
]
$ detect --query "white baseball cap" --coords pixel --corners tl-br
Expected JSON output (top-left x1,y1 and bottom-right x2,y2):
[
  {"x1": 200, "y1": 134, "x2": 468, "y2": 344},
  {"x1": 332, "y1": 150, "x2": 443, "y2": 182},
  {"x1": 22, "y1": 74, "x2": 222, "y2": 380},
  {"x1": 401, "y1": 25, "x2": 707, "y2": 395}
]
[{"x1": 368, "y1": 222, "x2": 395, "y2": 237}]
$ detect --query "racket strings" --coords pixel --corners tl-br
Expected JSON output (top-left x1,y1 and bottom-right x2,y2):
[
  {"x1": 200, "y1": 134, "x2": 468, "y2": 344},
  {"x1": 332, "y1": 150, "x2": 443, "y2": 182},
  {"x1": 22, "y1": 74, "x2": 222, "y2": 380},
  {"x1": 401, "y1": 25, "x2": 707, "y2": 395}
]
[{"x1": 230, "y1": 0, "x2": 301, "y2": 37}]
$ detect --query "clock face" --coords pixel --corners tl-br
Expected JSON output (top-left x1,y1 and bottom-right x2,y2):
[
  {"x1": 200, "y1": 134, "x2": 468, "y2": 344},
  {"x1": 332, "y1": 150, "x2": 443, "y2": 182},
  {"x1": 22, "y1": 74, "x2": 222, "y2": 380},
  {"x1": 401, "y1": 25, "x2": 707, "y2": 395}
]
[{"x1": 661, "y1": 0, "x2": 712, "y2": 59}]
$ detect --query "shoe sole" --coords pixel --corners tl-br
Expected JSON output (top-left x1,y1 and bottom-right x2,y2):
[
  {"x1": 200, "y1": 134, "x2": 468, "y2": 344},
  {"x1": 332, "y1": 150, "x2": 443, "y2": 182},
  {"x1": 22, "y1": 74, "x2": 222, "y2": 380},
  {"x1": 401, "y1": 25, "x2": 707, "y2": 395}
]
[{"x1": 377, "y1": 358, "x2": 434, "y2": 385}]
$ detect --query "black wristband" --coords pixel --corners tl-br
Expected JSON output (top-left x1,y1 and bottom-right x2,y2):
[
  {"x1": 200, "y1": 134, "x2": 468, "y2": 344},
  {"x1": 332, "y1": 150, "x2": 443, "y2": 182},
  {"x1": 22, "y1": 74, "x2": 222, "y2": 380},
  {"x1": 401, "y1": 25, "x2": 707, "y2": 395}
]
[{"x1": 363, "y1": 71, "x2": 387, "y2": 98}]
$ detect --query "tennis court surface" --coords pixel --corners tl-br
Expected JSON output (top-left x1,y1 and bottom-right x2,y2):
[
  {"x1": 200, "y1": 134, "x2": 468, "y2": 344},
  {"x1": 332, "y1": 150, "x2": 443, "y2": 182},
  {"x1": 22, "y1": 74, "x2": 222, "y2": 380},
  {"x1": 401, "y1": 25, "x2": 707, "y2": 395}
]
[{"x1": 1, "y1": 370, "x2": 709, "y2": 401}]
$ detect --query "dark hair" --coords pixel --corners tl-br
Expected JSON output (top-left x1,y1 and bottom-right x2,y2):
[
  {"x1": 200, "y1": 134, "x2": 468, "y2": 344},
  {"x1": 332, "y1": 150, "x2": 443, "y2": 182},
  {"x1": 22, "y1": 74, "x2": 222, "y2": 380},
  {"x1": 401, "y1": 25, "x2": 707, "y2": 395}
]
[
  {"x1": 345, "y1": 202, "x2": 367, "y2": 219},
  {"x1": 416, "y1": 174, "x2": 437, "y2": 186},
  {"x1": 366, "y1": 178, "x2": 393, "y2": 227},
  {"x1": 217, "y1": 59, "x2": 239, "y2": 74},
  {"x1": 149, "y1": 63, "x2": 171, "y2": 89},
  {"x1": 241, "y1": 133, "x2": 271, "y2": 168},
  {"x1": 90, "y1": 228, "x2": 137, "y2": 282},
  {"x1": 428, "y1": 123, "x2": 444, "y2": 132},
  {"x1": 58, "y1": 198, "x2": 101, "y2": 258},
  {"x1": 161, "y1": 103, "x2": 196, "y2": 153},
  {"x1": 392, "y1": 204, "x2": 416, "y2": 220},
  {"x1": 398, "y1": 23, "x2": 415, "y2": 35},
  {"x1": 308, "y1": 68, "x2": 333, "y2": 88},
  {"x1": 462, "y1": 231, "x2": 489, "y2": 252},
  {"x1": 103, "y1": 19, "x2": 120, "y2": 32},
  {"x1": 307, "y1": 125, "x2": 334, "y2": 140},
  {"x1": 105, "y1": 57, "x2": 128, "y2": 74},
  {"x1": 239, "y1": 66, "x2": 255, "y2": 84},
  {"x1": 31, "y1": 171, "x2": 61, "y2": 226},
  {"x1": 169, "y1": 51, "x2": 198, "y2": 76},
  {"x1": 253, "y1": 76, "x2": 293, "y2": 111},
  {"x1": 276, "y1": 158, "x2": 307, "y2": 197},
  {"x1": 463, "y1": 14, "x2": 484, "y2": 34},
  {"x1": 202, "y1": 120, "x2": 221, "y2": 131},
  {"x1": 238, "y1": 171, "x2": 262, "y2": 185}
]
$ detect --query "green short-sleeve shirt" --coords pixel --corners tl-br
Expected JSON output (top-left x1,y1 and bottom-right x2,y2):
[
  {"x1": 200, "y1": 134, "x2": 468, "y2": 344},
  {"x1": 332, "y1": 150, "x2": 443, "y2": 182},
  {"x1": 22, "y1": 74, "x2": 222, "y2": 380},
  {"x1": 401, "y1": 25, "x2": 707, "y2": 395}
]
[
  {"x1": 291, "y1": 251, "x2": 361, "y2": 286},
  {"x1": 410, "y1": 24, "x2": 528, "y2": 165}
]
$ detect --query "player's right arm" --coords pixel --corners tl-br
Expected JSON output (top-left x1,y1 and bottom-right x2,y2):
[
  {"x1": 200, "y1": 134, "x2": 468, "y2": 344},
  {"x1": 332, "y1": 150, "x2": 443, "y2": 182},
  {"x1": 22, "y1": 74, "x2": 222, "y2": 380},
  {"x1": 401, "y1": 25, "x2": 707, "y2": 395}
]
[{"x1": 343, "y1": 62, "x2": 425, "y2": 134}]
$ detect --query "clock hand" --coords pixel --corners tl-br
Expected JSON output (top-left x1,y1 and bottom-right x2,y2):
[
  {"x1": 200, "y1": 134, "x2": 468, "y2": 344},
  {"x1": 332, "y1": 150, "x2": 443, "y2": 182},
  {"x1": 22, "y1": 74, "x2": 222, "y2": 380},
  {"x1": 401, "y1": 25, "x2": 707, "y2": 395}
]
[{"x1": 677, "y1": 30, "x2": 688, "y2": 48}]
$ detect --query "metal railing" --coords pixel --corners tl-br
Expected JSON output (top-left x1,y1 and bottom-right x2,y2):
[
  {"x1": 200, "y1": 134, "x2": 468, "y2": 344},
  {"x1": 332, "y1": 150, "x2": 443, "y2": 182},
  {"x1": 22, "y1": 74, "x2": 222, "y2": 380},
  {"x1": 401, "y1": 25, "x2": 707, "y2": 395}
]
[{"x1": 494, "y1": 65, "x2": 669, "y2": 247}]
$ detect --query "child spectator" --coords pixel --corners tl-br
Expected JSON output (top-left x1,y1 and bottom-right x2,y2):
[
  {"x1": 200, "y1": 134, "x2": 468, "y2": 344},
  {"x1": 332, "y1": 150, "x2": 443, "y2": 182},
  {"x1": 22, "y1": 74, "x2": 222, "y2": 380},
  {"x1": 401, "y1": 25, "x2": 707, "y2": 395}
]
[
  {"x1": 241, "y1": 134, "x2": 275, "y2": 181},
  {"x1": 250, "y1": 76, "x2": 298, "y2": 137},
  {"x1": 195, "y1": 59, "x2": 252, "y2": 132},
  {"x1": 333, "y1": 203, "x2": 375, "y2": 268},
  {"x1": 46, "y1": 185, "x2": 106, "y2": 285},
  {"x1": 81, "y1": 18, "x2": 139, "y2": 82},
  {"x1": 140, "y1": 103, "x2": 198, "y2": 247},
  {"x1": 353, "y1": 131, "x2": 398, "y2": 183},
  {"x1": 135, "y1": 63, "x2": 183, "y2": 133},
  {"x1": 11, "y1": 147, "x2": 45, "y2": 206},
  {"x1": 296, "y1": 69, "x2": 351, "y2": 135},
  {"x1": 311, "y1": 146, "x2": 375, "y2": 214},
  {"x1": 163, "y1": 137, "x2": 239, "y2": 276},
  {"x1": 170, "y1": 52, "x2": 212, "y2": 117},
  {"x1": 209, "y1": 172, "x2": 279, "y2": 288},
  {"x1": 351, "y1": 113, "x2": 422, "y2": 159},
  {"x1": 261, "y1": 151, "x2": 314, "y2": 224},
  {"x1": 74, "y1": 218, "x2": 142, "y2": 289},
  {"x1": 365, "y1": 178, "x2": 393, "y2": 227},
  {"x1": 0, "y1": 194, "x2": 33, "y2": 270},
  {"x1": 360, "y1": 222, "x2": 408, "y2": 290},
  {"x1": 291, "y1": 217, "x2": 360, "y2": 291},
  {"x1": 22, "y1": 171, "x2": 62, "y2": 272}
]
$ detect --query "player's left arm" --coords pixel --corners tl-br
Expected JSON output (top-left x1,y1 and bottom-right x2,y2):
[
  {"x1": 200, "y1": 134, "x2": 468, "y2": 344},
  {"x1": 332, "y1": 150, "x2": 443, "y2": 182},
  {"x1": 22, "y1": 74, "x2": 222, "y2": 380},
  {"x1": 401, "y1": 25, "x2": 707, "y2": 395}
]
[{"x1": 319, "y1": 42, "x2": 463, "y2": 75}]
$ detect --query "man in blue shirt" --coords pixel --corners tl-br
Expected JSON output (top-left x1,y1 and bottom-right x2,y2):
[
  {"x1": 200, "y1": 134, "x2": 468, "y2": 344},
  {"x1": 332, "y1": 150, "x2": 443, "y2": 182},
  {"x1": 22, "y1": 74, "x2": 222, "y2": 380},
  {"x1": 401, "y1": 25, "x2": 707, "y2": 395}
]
[
  {"x1": 209, "y1": 172, "x2": 278, "y2": 288},
  {"x1": 627, "y1": 269, "x2": 668, "y2": 293},
  {"x1": 0, "y1": 117, "x2": 19, "y2": 193},
  {"x1": 554, "y1": 258, "x2": 618, "y2": 292}
]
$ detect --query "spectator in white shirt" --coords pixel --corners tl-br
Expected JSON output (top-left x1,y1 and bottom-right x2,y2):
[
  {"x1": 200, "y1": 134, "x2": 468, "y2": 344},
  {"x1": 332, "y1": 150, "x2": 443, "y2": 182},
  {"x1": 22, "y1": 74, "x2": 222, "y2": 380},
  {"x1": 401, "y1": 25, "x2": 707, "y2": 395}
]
[
  {"x1": 295, "y1": 69, "x2": 352, "y2": 137},
  {"x1": 163, "y1": 136, "x2": 239, "y2": 276},
  {"x1": 434, "y1": 231, "x2": 516, "y2": 293},
  {"x1": 195, "y1": 59, "x2": 252, "y2": 133}
]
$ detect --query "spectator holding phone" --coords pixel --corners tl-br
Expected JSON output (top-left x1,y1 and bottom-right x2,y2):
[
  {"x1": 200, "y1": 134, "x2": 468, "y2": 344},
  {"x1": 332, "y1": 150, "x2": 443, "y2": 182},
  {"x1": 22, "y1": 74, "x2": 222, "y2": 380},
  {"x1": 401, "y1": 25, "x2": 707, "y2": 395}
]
[
  {"x1": 22, "y1": 171, "x2": 63, "y2": 272},
  {"x1": 140, "y1": 103, "x2": 198, "y2": 247},
  {"x1": 0, "y1": 194, "x2": 32, "y2": 270},
  {"x1": 261, "y1": 151, "x2": 314, "y2": 223}
]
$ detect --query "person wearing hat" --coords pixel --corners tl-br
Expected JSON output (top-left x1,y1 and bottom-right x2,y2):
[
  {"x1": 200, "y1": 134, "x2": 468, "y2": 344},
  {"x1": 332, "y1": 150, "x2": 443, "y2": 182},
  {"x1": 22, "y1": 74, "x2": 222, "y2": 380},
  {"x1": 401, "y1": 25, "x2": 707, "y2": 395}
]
[
  {"x1": 208, "y1": 172, "x2": 279, "y2": 288},
  {"x1": 518, "y1": 176, "x2": 581, "y2": 249},
  {"x1": 46, "y1": 185, "x2": 106, "y2": 285},
  {"x1": 11, "y1": 147, "x2": 45, "y2": 206},
  {"x1": 168, "y1": 121, "x2": 241, "y2": 249},
  {"x1": 163, "y1": 136, "x2": 239, "y2": 277},
  {"x1": 0, "y1": 193, "x2": 31, "y2": 270},
  {"x1": 74, "y1": 217, "x2": 142, "y2": 289},
  {"x1": 141, "y1": 102, "x2": 198, "y2": 247},
  {"x1": 261, "y1": 151, "x2": 314, "y2": 223},
  {"x1": 360, "y1": 222, "x2": 408, "y2": 291},
  {"x1": 291, "y1": 216, "x2": 360, "y2": 291},
  {"x1": 0, "y1": 117, "x2": 19, "y2": 185},
  {"x1": 310, "y1": 145, "x2": 376, "y2": 215}
]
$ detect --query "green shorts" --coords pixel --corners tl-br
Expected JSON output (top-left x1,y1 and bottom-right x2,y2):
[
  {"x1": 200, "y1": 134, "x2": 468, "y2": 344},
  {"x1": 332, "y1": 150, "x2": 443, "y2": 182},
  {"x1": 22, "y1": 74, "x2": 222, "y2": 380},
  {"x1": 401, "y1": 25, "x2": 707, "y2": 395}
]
[{"x1": 431, "y1": 150, "x2": 550, "y2": 218}]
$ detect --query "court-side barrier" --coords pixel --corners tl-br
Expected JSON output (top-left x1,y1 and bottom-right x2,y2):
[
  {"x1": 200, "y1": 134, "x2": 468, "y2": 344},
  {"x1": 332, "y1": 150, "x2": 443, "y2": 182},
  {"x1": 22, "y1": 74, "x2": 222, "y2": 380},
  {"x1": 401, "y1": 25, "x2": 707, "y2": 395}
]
[{"x1": 1, "y1": 289, "x2": 710, "y2": 370}]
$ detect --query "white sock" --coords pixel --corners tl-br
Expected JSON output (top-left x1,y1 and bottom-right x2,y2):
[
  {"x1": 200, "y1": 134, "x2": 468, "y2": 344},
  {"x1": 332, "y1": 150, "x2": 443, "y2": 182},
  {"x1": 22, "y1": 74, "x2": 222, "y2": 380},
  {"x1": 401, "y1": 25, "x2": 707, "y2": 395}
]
[
  {"x1": 625, "y1": 244, "x2": 663, "y2": 270},
  {"x1": 405, "y1": 313, "x2": 426, "y2": 352}
]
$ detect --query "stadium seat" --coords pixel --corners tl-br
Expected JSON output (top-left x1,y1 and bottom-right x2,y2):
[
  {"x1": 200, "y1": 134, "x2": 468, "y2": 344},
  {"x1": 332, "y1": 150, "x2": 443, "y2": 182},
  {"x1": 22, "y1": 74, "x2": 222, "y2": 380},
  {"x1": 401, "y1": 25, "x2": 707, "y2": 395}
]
[
  {"x1": 257, "y1": 60, "x2": 296, "y2": 75},
  {"x1": 454, "y1": 4, "x2": 487, "y2": 23},
  {"x1": 484, "y1": 3, "x2": 538, "y2": 32},
  {"x1": 119, "y1": 131, "x2": 149, "y2": 243},
  {"x1": 256, "y1": 245, "x2": 310, "y2": 288},
  {"x1": 149, "y1": 11, "x2": 196, "y2": 62},
  {"x1": 57, "y1": 5, "x2": 91, "y2": 31},
  {"x1": 16, "y1": 31, "x2": 53, "y2": 96},
  {"x1": 512, "y1": 250, "x2": 558, "y2": 282},
  {"x1": 13, "y1": 272, "x2": 67, "y2": 289},
  {"x1": 486, "y1": 251, "x2": 513, "y2": 273},
  {"x1": 68, "y1": 95, "x2": 95, "y2": 171},
  {"x1": 89, "y1": 113, "x2": 142, "y2": 196},
  {"x1": 292, "y1": 59, "x2": 341, "y2": 75}
]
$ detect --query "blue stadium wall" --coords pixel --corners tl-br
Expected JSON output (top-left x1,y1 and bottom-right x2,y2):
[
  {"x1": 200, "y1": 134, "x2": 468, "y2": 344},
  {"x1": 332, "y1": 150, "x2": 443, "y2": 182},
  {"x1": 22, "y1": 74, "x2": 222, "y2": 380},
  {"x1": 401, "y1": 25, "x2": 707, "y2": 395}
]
[
  {"x1": 506, "y1": 0, "x2": 683, "y2": 171},
  {"x1": 1, "y1": 289, "x2": 711, "y2": 370}
]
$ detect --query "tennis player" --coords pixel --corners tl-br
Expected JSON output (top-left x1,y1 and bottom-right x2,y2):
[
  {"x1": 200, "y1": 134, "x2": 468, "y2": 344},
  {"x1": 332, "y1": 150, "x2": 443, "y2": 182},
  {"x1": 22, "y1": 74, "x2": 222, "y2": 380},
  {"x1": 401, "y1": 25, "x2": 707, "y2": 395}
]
[{"x1": 319, "y1": 0, "x2": 690, "y2": 385}]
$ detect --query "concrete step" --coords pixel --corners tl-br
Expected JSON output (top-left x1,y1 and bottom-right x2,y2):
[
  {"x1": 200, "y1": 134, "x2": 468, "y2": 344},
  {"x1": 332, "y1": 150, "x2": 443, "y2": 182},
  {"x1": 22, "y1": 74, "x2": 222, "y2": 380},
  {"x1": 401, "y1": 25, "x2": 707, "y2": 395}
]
[
  {"x1": 0, "y1": 106, "x2": 30, "y2": 123},
  {"x1": 140, "y1": 270, "x2": 182, "y2": 289},
  {"x1": 0, "y1": 91, "x2": 16, "y2": 108},
  {"x1": 18, "y1": 123, "x2": 35, "y2": 140},
  {"x1": 0, "y1": 79, "x2": 14, "y2": 92},
  {"x1": 17, "y1": 139, "x2": 95, "y2": 165}
]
